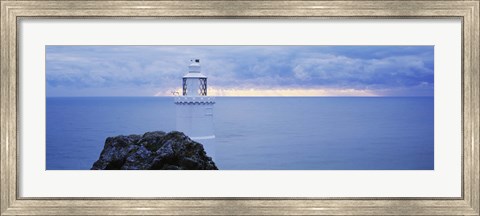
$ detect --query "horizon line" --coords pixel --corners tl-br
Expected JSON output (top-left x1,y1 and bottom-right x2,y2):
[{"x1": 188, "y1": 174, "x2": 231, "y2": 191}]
[{"x1": 46, "y1": 95, "x2": 434, "y2": 98}]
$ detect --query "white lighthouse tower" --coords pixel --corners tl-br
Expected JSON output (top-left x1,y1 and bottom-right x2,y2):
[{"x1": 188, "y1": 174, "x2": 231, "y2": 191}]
[{"x1": 174, "y1": 59, "x2": 216, "y2": 156}]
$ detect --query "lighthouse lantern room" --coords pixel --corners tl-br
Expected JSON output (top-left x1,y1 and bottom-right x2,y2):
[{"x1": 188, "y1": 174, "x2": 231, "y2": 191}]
[
  {"x1": 174, "y1": 59, "x2": 216, "y2": 144},
  {"x1": 182, "y1": 59, "x2": 208, "y2": 96}
]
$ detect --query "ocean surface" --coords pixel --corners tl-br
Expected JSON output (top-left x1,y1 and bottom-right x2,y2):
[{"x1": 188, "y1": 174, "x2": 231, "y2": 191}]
[{"x1": 46, "y1": 97, "x2": 434, "y2": 170}]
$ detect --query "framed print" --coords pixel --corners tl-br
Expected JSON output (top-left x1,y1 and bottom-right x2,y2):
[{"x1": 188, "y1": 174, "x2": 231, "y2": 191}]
[{"x1": 1, "y1": 0, "x2": 479, "y2": 215}]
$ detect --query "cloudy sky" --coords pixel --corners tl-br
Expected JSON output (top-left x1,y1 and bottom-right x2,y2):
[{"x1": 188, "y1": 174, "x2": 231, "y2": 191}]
[{"x1": 46, "y1": 46, "x2": 434, "y2": 97}]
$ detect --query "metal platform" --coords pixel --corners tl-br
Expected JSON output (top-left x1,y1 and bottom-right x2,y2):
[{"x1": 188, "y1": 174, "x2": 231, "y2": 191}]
[{"x1": 174, "y1": 96, "x2": 216, "y2": 105}]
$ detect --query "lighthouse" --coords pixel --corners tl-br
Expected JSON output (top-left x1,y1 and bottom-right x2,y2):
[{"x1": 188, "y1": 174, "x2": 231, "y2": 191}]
[{"x1": 174, "y1": 59, "x2": 216, "y2": 156}]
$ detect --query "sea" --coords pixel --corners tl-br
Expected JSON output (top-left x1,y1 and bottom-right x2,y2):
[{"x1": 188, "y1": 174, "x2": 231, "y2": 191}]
[{"x1": 46, "y1": 97, "x2": 434, "y2": 170}]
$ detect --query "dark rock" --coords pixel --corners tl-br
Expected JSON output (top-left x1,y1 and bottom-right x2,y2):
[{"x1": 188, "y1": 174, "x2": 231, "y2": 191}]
[{"x1": 91, "y1": 131, "x2": 217, "y2": 170}]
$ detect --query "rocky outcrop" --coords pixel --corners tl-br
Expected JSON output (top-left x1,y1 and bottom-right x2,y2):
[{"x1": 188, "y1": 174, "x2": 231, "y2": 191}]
[{"x1": 91, "y1": 131, "x2": 217, "y2": 170}]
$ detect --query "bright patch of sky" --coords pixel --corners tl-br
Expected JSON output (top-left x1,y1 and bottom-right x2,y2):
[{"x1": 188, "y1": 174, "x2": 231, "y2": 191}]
[{"x1": 46, "y1": 46, "x2": 434, "y2": 97}]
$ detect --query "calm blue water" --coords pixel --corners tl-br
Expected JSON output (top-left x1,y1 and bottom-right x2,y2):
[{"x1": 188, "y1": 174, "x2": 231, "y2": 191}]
[{"x1": 46, "y1": 97, "x2": 434, "y2": 170}]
